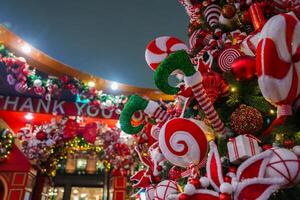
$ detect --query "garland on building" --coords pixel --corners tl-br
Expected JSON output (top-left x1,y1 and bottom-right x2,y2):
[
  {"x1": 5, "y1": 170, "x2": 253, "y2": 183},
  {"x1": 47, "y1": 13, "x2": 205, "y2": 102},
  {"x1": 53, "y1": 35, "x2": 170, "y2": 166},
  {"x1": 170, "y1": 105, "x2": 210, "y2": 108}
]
[
  {"x1": 17, "y1": 117, "x2": 138, "y2": 177},
  {"x1": 0, "y1": 128, "x2": 14, "y2": 162},
  {"x1": 119, "y1": 1, "x2": 300, "y2": 200},
  {"x1": 0, "y1": 44, "x2": 127, "y2": 109}
]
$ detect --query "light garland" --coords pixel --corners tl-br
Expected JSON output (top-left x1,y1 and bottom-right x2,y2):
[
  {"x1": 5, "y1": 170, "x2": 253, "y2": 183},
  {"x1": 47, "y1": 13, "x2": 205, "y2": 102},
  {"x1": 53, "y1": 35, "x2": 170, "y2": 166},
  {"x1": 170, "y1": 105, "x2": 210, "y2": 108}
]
[
  {"x1": 18, "y1": 118, "x2": 137, "y2": 177},
  {"x1": 0, "y1": 43, "x2": 127, "y2": 109},
  {"x1": 0, "y1": 128, "x2": 14, "y2": 162}
]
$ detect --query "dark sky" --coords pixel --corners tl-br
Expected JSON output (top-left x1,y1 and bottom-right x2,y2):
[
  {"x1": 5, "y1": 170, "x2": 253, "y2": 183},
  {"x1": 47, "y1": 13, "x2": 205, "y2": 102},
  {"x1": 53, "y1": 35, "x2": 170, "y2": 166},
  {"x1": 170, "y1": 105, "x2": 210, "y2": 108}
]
[{"x1": 0, "y1": 0, "x2": 188, "y2": 88}]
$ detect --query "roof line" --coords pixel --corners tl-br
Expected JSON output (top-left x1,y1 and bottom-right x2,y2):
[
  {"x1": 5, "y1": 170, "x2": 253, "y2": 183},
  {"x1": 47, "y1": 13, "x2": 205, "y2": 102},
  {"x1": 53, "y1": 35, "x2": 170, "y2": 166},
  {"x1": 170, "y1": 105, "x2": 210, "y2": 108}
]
[{"x1": 0, "y1": 25, "x2": 174, "y2": 101}]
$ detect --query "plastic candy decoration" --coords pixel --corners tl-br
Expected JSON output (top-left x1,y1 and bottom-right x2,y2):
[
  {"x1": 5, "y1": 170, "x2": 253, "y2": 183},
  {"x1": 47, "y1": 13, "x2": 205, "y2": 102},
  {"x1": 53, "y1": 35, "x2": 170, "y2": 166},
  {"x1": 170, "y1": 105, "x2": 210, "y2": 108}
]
[
  {"x1": 256, "y1": 12, "x2": 300, "y2": 122},
  {"x1": 154, "y1": 180, "x2": 179, "y2": 200},
  {"x1": 159, "y1": 118, "x2": 208, "y2": 168},
  {"x1": 202, "y1": 72, "x2": 229, "y2": 103},
  {"x1": 154, "y1": 50, "x2": 226, "y2": 135},
  {"x1": 145, "y1": 36, "x2": 188, "y2": 71},
  {"x1": 204, "y1": 4, "x2": 221, "y2": 28},
  {"x1": 265, "y1": 148, "x2": 300, "y2": 188},
  {"x1": 119, "y1": 95, "x2": 173, "y2": 134},
  {"x1": 217, "y1": 47, "x2": 242, "y2": 72}
]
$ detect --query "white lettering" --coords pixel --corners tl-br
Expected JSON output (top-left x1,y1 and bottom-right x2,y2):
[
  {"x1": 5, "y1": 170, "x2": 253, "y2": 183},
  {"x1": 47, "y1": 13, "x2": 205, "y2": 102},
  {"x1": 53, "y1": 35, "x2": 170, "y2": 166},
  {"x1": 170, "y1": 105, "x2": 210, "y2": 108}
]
[
  {"x1": 75, "y1": 103, "x2": 86, "y2": 116},
  {"x1": 19, "y1": 98, "x2": 34, "y2": 112},
  {"x1": 53, "y1": 100, "x2": 65, "y2": 114},
  {"x1": 36, "y1": 99, "x2": 51, "y2": 113},
  {"x1": 101, "y1": 109, "x2": 113, "y2": 119},
  {"x1": 87, "y1": 106, "x2": 100, "y2": 117},
  {"x1": 4, "y1": 96, "x2": 19, "y2": 111}
]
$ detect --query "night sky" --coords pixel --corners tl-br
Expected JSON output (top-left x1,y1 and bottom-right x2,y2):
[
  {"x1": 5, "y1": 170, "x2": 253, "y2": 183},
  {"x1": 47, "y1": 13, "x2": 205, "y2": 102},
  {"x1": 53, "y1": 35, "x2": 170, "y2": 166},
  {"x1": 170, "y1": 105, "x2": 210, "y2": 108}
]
[{"x1": 0, "y1": 0, "x2": 188, "y2": 88}]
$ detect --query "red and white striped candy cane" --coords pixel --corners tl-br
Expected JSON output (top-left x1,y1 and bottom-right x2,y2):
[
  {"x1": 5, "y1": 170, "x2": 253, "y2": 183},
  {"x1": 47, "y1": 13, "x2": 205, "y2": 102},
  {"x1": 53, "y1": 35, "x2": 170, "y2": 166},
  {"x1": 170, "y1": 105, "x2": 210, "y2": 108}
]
[
  {"x1": 144, "y1": 101, "x2": 173, "y2": 123},
  {"x1": 257, "y1": 12, "x2": 300, "y2": 120},
  {"x1": 179, "y1": 0, "x2": 200, "y2": 23},
  {"x1": 184, "y1": 71, "x2": 226, "y2": 135}
]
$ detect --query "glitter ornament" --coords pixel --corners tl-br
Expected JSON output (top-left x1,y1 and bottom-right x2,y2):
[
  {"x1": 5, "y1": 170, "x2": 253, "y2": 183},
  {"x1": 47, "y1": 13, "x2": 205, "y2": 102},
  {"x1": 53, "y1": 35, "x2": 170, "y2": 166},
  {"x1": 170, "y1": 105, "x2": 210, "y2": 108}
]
[{"x1": 230, "y1": 104, "x2": 263, "y2": 135}]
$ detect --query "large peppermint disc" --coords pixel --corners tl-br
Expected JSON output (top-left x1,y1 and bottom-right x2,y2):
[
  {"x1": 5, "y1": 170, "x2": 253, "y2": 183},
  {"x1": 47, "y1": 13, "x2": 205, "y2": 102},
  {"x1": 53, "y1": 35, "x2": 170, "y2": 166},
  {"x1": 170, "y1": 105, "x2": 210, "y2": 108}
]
[{"x1": 159, "y1": 118, "x2": 208, "y2": 168}]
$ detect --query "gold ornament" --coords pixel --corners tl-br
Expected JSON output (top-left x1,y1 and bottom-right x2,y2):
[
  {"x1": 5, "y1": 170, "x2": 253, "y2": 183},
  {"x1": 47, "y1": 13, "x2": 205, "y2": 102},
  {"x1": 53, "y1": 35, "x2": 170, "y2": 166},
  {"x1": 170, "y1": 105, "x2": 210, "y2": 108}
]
[{"x1": 275, "y1": 133, "x2": 284, "y2": 142}]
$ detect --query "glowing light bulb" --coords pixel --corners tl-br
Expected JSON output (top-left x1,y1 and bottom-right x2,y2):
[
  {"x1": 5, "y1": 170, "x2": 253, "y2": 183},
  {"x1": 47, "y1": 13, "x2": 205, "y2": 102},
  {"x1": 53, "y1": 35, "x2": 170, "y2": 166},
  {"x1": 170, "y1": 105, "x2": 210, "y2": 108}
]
[
  {"x1": 111, "y1": 82, "x2": 119, "y2": 90},
  {"x1": 21, "y1": 44, "x2": 31, "y2": 53},
  {"x1": 24, "y1": 113, "x2": 34, "y2": 120},
  {"x1": 88, "y1": 81, "x2": 95, "y2": 88}
]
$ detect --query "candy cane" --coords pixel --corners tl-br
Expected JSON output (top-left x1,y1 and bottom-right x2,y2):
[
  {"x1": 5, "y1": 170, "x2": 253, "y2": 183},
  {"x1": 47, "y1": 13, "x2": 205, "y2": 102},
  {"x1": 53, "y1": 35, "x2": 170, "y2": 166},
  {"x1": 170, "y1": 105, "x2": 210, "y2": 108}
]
[
  {"x1": 119, "y1": 95, "x2": 174, "y2": 134},
  {"x1": 154, "y1": 50, "x2": 226, "y2": 135}
]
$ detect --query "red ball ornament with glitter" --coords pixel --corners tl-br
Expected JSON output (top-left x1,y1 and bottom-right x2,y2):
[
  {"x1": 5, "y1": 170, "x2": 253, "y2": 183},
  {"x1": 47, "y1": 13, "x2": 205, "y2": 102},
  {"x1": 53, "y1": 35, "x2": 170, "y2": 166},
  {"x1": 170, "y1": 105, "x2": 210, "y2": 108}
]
[
  {"x1": 36, "y1": 131, "x2": 47, "y2": 141},
  {"x1": 230, "y1": 104, "x2": 263, "y2": 135},
  {"x1": 231, "y1": 56, "x2": 256, "y2": 81}
]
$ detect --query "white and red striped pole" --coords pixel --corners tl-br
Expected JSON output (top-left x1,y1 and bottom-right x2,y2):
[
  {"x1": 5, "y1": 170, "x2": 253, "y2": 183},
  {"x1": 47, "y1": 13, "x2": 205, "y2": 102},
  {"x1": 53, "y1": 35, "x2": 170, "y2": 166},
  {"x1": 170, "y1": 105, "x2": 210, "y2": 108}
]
[{"x1": 184, "y1": 71, "x2": 226, "y2": 135}]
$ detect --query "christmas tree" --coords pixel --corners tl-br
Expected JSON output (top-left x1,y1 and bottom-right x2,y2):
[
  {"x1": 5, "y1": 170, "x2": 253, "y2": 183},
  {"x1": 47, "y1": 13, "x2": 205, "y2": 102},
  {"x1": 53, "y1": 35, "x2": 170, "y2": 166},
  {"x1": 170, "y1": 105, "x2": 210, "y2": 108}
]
[{"x1": 119, "y1": 0, "x2": 300, "y2": 199}]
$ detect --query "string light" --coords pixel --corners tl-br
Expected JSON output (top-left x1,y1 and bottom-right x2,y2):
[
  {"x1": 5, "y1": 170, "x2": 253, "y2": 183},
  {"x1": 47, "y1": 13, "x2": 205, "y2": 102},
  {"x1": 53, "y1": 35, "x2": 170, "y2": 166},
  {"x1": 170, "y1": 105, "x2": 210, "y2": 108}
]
[
  {"x1": 25, "y1": 113, "x2": 34, "y2": 120},
  {"x1": 111, "y1": 82, "x2": 119, "y2": 90},
  {"x1": 270, "y1": 109, "x2": 276, "y2": 115},
  {"x1": 230, "y1": 86, "x2": 237, "y2": 92},
  {"x1": 21, "y1": 44, "x2": 31, "y2": 53},
  {"x1": 87, "y1": 81, "x2": 95, "y2": 88}
]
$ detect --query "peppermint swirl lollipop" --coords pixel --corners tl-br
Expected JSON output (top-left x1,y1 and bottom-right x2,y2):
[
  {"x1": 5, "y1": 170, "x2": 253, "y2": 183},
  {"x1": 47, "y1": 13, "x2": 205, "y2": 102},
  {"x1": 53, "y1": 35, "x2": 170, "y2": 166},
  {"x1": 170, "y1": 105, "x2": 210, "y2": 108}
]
[{"x1": 159, "y1": 118, "x2": 208, "y2": 168}]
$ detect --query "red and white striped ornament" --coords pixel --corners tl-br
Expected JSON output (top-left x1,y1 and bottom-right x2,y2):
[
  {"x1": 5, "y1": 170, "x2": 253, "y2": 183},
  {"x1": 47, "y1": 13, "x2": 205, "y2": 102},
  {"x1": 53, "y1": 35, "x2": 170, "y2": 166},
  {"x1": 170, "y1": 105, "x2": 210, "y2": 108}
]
[
  {"x1": 189, "y1": 29, "x2": 213, "y2": 50},
  {"x1": 265, "y1": 148, "x2": 300, "y2": 187},
  {"x1": 159, "y1": 118, "x2": 208, "y2": 168},
  {"x1": 144, "y1": 101, "x2": 173, "y2": 123},
  {"x1": 184, "y1": 72, "x2": 226, "y2": 134},
  {"x1": 204, "y1": 4, "x2": 221, "y2": 28},
  {"x1": 154, "y1": 180, "x2": 179, "y2": 200},
  {"x1": 256, "y1": 12, "x2": 300, "y2": 119},
  {"x1": 217, "y1": 47, "x2": 242, "y2": 72},
  {"x1": 145, "y1": 36, "x2": 188, "y2": 71},
  {"x1": 145, "y1": 185, "x2": 156, "y2": 200}
]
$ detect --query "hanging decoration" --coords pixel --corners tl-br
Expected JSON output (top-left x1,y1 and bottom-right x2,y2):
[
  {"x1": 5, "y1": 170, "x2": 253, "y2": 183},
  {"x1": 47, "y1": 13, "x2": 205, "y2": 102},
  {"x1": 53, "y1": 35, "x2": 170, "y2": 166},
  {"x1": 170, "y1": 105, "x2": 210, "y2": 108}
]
[{"x1": 17, "y1": 118, "x2": 137, "y2": 177}]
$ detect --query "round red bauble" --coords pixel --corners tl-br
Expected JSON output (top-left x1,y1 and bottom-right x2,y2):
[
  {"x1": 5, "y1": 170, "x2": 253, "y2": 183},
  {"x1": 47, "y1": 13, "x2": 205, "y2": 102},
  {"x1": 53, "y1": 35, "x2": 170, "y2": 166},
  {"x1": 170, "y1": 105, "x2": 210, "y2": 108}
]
[
  {"x1": 230, "y1": 104, "x2": 263, "y2": 135},
  {"x1": 222, "y1": 4, "x2": 236, "y2": 19},
  {"x1": 219, "y1": 193, "x2": 231, "y2": 200},
  {"x1": 189, "y1": 178, "x2": 201, "y2": 188},
  {"x1": 36, "y1": 131, "x2": 47, "y2": 141},
  {"x1": 283, "y1": 139, "x2": 295, "y2": 149},
  {"x1": 231, "y1": 56, "x2": 256, "y2": 81},
  {"x1": 179, "y1": 194, "x2": 189, "y2": 200}
]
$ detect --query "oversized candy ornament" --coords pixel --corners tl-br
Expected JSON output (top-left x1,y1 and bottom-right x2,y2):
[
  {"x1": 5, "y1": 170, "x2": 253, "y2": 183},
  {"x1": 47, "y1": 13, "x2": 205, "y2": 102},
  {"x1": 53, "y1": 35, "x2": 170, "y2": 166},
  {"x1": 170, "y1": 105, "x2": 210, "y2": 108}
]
[
  {"x1": 159, "y1": 118, "x2": 208, "y2": 168},
  {"x1": 256, "y1": 12, "x2": 300, "y2": 119},
  {"x1": 119, "y1": 95, "x2": 174, "y2": 134},
  {"x1": 145, "y1": 36, "x2": 188, "y2": 71},
  {"x1": 154, "y1": 50, "x2": 226, "y2": 135}
]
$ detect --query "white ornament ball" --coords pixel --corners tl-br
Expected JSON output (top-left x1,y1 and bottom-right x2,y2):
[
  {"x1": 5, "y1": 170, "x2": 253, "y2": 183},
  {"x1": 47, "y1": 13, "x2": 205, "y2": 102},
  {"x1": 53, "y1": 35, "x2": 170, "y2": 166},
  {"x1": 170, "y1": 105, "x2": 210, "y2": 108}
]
[
  {"x1": 220, "y1": 182, "x2": 233, "y2": 194},
  {"x1": 33, "y1": 79, "x2": 42, "y2": 87},
  {"x1": 292, "y1": 146, "x2": 300, "y2": 156},
  {"x1": 145, "y1": 185, "x2": 156, "y2": 200},
  {"x1": 265, "y1": 148, "x2": 300, "y2": 187},
  {"x1": 184, "y1": 183, "x2": 196, "y2": 196},
  {"x1": 154, "y1": 180, "x2": 179, "y2": 200},
  {"x1": 200, "y1": 176, "x2": 210, "y2": 188}
]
